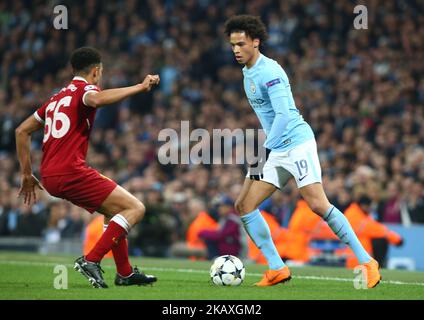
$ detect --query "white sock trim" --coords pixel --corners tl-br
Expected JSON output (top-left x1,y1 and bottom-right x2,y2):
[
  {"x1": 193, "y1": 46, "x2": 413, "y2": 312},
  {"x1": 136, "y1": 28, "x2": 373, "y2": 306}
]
[
  {"x1": 118, "y1": 272, "x2": 134, "y2": 278},
  {"x1": 111, "y1": 214, "x2": 131, "y2": 233}
]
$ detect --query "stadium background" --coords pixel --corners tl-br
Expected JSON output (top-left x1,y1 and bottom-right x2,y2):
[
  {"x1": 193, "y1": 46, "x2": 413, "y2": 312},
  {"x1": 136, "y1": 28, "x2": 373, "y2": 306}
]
[{"x1": 0, "y1": 0, "x2": 423, "y2": 271}]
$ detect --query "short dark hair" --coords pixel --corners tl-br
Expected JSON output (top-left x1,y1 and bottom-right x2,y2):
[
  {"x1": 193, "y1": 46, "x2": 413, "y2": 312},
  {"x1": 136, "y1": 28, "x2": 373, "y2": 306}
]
[
  {"x1": 70, "y1": 47, "x2": 101, "y2": 74},
  {"x1": 224, "y1": 15, "x2": 268, "y2": 47}
]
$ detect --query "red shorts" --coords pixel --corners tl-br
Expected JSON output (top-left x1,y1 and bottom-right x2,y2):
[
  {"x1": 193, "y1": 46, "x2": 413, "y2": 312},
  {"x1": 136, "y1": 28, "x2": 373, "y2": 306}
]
[{"x1": 42, "y1": 167, "x2": 117, "y2": 213}]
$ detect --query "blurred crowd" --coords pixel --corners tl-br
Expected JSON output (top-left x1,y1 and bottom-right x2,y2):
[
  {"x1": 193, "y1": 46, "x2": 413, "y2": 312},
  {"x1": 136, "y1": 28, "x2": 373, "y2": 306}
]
[{"x1": 0, "y1": 0, "x2": 423, "y2": 257}]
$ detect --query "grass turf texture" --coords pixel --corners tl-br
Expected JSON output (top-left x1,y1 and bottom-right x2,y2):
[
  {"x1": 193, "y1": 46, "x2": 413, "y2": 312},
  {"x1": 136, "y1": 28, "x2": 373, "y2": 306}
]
[{"x1": 0, "y1": 251, "x2": 423, "y2": 300}]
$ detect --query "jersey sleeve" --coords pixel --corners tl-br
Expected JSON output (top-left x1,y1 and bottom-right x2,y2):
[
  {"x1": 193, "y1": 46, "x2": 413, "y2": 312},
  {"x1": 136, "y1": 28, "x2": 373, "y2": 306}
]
[
  {"x1": 262, "y1": 67, "x2": 291, "y2": 150},
  {"x1": 33, "y1": 101, "x2": 49, "y2": 124},
  {"x1": 262, "y1": 66, "x2": 289, "y2": 100},
  {"x1": 81, "y1": 84, "x2": 101, "y2": 107}
]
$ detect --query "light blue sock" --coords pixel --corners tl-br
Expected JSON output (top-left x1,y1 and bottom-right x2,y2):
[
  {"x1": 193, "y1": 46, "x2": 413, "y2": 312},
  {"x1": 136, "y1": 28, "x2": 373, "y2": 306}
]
[
  {"x1": 241, "y1": 209, "x2": 285, "y2": 270},
  {"x1": 324, "y1": 205, "x2": 372, "y2": 264}
]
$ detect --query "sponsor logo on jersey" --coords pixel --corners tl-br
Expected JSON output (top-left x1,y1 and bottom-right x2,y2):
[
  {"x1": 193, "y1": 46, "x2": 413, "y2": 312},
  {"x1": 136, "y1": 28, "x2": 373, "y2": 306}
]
[{"x1": 248, "y1": 98, "x2": 265, "y2": 108}]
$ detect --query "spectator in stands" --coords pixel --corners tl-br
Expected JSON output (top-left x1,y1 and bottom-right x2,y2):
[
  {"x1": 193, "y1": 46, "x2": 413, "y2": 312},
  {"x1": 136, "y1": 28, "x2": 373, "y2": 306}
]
[
  {"x1": 170, "y1": 198, "x2": 218, "y2": 259},
  {"x1": 44, "y1": 201, "x2": 69, "y2": 243},
  {"x1": 184, "y1": 198, "x2": 218, "y2": 259},
  {"x1": 382, "y1": 182, "x2": 402, "y2": 224},
  {"x1": 62, "y1": 205, "x2": 88, "y2": 239},
  {"x1": 199, "y1": 195, "x2": 244, "y2": 259},
  {"x1": 344, "y1": 195, "x2": 404, "y2": 268},
  {"x1": 130, "y1": 182, "x2": 177, "y2": 257},
  {"x1": 14, "y1": 203, "x2": 46, "y2": 237},
  {"x1": 403, "y1": 181, "x2": 424, "y2": 224},
  {"x1": 0, "y1": 188, "x2": 13, "y2": 236}
]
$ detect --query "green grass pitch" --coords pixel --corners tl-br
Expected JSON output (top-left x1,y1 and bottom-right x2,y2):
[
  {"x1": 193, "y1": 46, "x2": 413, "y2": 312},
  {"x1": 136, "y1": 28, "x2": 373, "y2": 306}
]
[{"x1": 0, "y1": 251, "x2": 423, "y2": 300}]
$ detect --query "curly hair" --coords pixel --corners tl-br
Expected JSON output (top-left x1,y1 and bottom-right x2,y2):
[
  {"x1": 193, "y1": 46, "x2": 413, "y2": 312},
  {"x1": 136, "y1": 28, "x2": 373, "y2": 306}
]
[
  {"x1": 224, "y1": 15, "x2": 268, "y2": 47},
  {"x1": 70, "y1": 47, "x2": 101, "y2": 74}
]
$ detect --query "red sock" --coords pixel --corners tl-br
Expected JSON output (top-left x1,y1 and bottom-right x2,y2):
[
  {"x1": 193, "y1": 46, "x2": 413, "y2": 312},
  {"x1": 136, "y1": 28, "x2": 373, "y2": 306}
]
[
  {"x1": 112, "y1": 237, "x2": 132, "y2": 277},
  {"x1": 86, "y1": 220, "x2": 127, "y2": 263}
]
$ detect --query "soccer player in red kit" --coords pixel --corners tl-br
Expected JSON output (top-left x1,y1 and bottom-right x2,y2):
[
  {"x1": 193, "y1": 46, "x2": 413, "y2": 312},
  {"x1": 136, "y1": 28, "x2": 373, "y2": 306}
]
[{"x1": 15, "y1": 47, "x2": 160, "y2": 288}]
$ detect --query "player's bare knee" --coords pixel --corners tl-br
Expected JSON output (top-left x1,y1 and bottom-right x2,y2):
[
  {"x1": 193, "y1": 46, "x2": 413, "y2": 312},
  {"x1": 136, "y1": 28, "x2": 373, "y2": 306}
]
[
  {"x1": 237, "y1": 200, "x2": 257, "y2": 216},
  {"x1": 133, "y1": 201, "x2": 145, "y2": 223},
  {"x1": 235, "y1": 200, "x2": 249, "y2": 216},
  {"x1": 307, "y1": 199, "x2": 326, "y2": 217}
]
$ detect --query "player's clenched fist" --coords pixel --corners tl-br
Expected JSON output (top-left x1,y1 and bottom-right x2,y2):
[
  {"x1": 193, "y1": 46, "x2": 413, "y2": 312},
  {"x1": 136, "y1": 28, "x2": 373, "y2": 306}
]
[{"x1": 139, "y1": 74, "x2": 160, "y2": 92}]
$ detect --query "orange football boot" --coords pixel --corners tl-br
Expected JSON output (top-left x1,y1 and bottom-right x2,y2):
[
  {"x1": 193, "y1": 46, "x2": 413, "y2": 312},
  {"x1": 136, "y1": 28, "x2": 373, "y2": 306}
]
[
  {"x1": 254, "y1": 266, "x2": 291, "y2": 286},
  {"x1": 362, "y1": 259, "x2": 382, "y2": 288}
]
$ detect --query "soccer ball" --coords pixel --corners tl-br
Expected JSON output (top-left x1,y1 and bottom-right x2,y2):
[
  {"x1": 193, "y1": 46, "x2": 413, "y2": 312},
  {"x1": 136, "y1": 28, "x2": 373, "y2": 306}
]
[{"x1": 210, "y1": 255, "x2": 245, "y2": 286}]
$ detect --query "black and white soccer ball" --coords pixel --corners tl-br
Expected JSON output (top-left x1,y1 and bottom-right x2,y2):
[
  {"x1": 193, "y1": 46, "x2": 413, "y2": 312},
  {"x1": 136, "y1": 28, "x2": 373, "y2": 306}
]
[{"x1": 210, "y1": 255, "x2": 245, "y2": 286}]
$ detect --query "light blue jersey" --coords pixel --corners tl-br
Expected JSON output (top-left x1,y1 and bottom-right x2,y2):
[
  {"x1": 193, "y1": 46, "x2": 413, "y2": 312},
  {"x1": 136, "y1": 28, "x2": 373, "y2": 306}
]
[{"x1": 242, "y1": 54, "x2": 314, "y2": 151}]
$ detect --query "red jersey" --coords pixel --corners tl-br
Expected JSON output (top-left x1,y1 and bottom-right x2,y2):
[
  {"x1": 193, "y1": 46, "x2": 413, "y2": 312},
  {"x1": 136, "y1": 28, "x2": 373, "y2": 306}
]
[{"x1": 34, "y1": 76, "x2": 100, "y2": 177}]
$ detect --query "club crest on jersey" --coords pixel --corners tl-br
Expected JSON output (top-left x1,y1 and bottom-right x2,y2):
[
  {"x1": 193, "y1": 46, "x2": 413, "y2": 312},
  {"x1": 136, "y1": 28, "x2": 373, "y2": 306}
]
[
  {"x1": 249, "y1": 79, "x2": 256, "y2": 94},
  {"x1": 67, "y1": 84, "x2": 77, "y2": 92}
]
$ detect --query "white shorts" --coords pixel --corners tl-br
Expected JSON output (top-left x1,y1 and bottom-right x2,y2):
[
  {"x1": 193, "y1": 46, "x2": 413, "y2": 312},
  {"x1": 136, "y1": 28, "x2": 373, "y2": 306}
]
[{"x1": 246, "y1": 139, "x2": 322, "y2": 189}]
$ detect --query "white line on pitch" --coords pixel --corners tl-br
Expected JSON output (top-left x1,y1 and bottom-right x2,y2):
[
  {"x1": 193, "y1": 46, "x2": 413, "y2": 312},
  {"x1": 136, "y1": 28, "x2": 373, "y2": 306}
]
[{"x1": 1, "y1": 259, "x2": 424, "y2": 287}]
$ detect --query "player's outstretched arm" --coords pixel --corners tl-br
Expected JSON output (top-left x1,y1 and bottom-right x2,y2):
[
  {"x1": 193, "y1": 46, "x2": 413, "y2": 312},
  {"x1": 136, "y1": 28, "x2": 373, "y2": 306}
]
[
  {"x1": 15, "y1": 115, "x2": 44, "y2": 205},
  {"x1": 84, "y1": 74, "x2": 160, "y2": 108}
]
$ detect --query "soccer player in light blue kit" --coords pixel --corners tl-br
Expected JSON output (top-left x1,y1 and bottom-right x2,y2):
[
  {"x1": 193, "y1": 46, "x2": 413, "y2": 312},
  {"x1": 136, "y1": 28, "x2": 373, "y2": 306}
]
[{"x1": 224, "y1": 15, "x2": 381, "y2": 288}]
